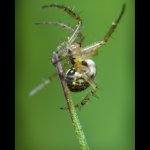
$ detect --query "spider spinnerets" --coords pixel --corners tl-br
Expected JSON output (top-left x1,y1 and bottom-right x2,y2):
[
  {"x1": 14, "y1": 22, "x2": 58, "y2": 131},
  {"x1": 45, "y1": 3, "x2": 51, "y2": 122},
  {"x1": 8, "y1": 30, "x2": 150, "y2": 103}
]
[{"x1": 29, "y1": 3, "x2": 126, "y2": 109}]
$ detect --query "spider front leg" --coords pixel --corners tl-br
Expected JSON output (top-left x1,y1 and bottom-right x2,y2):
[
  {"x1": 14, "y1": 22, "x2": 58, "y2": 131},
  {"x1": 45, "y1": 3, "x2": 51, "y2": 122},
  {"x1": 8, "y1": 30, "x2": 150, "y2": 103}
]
[
  {"x1": 34, "y1": 21, "x2": 84, "y2": 45},
  {"x1": 41, "y1": 3, "x2": 84, "y2": 45},
  {"x1": 42, "y1": 3, "x2": 82, "y2": 45},
  {"x1": 75, "y1": 4, "x2": 126, "y2": 57},
  {"x1": 42, "y1": 3, "x2": 82, "y2": 24},
  {"x1": 68, "y1": 21, "x2": 82, "y2": 45}
]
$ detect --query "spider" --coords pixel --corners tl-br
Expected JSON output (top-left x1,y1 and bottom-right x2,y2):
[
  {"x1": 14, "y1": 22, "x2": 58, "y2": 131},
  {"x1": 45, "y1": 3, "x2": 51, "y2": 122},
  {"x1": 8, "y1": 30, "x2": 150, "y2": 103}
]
[{"x1": 29, "y1": 3, "x2": 126, "y2": 109}]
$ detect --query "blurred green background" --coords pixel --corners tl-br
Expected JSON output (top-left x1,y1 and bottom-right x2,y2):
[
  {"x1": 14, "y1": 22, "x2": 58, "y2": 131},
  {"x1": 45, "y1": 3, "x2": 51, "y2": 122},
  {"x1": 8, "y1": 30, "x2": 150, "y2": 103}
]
[{"x1": 15, "y1": 0, "x2": 134, "y2": 149}]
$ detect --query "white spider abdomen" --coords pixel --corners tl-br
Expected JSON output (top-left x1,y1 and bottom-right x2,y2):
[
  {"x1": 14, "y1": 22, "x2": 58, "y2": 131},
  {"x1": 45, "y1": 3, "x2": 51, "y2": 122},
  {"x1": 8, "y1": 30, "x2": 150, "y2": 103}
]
[{"x1": 85, "y1": 59, "x2": 96, "y2": 77}]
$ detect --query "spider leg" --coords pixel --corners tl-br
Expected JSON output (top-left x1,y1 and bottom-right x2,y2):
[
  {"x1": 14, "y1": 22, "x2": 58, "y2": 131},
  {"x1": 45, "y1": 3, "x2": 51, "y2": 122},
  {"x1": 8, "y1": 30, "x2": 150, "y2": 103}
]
[
  {"x1": 34, "y1": 21, "x2": 73, "y2": 31},
  {"x1": 68, "y1": 21, "x2": 82, "y2": 45},
  {"x1": 29, "y1": 60, "x2": 70, "y2": 96},
  {"x1": 75, "y1": 84, "x2": 97, "y2": 109},
  {"x1": 60, "y1": 84, "x2": 97, "y2": 110},
  {"x1": 29, "y1": 73, "x2": 58, "y2": 96},
  {"x1": 103, "y1": 3, "x2": 126, "y2": 43},
  {"x1": 42, "y1": 3, "x2": 82, "y2": 24},
  {"x1": 34, "y1": 21, "x2": 84, "y2": 44},
  {"x1": 74, "y1": 4, "x2": 126, "y2": 58},
  {"x1": 74, "y1": 72, "x2": 97, "y2": 109},
  {"x1": 42, "y1": 3, "x2": 83, "y2": 45}
]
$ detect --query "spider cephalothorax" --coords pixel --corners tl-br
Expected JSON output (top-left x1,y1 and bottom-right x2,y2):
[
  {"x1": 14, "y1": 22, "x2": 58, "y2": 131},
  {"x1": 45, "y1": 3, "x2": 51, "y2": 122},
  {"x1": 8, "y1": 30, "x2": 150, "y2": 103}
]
[{"x1": 29, "y1": 3, "x2": 126, "y2": 109}]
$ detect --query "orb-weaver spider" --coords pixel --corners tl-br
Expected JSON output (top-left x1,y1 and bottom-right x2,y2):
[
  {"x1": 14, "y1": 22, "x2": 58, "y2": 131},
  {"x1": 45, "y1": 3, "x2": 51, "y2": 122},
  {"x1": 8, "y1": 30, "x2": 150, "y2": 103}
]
[{"x1": 29, "y1": 3, "x2": 126, "y2": 109}]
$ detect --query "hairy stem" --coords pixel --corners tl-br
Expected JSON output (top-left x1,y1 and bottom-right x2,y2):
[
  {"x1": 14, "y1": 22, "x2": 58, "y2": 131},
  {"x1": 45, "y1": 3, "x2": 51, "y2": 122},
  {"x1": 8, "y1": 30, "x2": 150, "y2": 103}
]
[{"x1": 52, "y1": 52, "x2": 89, "y2": 150}]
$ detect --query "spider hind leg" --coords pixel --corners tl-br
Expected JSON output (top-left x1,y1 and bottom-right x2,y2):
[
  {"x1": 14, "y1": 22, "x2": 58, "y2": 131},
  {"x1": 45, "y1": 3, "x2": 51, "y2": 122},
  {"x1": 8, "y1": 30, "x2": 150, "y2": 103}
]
[
  {"x1": 29, "y1": 73, "x2": 58, "y2": 96},
  {"x1": 75, "y1": 85, "x2": 97, "y2": 110}
]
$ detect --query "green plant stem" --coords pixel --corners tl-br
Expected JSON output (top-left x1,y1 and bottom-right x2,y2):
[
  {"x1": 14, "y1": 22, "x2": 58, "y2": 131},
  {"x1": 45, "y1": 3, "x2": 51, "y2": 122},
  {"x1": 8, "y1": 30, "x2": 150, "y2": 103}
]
[{"x1": 53, "y1": 52, "x2": 89, "y2": 150}]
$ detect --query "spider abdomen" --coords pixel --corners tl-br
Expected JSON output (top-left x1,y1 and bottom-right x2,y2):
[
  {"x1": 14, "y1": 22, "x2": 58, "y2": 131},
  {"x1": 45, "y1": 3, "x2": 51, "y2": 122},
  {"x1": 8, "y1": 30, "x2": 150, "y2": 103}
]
[
  {"x1": 65, "y1": 68, "x2": 90, "y2": 92},
  {"x1": 65, "y1": 59, "x2": 96, "y2": 92}
]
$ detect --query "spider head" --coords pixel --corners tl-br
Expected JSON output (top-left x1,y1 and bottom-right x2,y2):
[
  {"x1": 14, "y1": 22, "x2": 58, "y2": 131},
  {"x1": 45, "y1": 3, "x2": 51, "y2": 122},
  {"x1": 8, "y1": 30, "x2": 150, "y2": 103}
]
[{"x1": 67, "y1": 43, "x2": 80, "y2": 53}]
